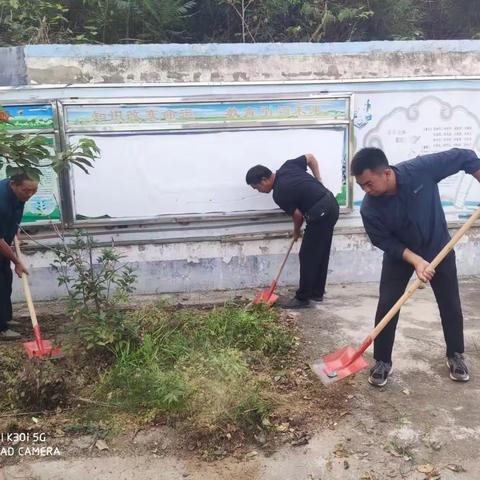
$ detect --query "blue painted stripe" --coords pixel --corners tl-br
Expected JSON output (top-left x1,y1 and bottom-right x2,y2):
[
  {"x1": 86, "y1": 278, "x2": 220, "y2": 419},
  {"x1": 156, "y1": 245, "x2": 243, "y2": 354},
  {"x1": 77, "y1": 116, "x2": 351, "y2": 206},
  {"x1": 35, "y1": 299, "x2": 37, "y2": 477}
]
[{"x1": 25, "y1": 40, "x2": 480, "y2": 59}]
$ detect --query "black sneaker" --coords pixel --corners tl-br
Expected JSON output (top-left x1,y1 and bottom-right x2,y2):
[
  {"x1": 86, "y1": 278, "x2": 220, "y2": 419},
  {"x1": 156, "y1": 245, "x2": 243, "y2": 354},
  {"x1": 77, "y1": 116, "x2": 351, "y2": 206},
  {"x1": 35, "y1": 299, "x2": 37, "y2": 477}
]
[
  {"x1": 278, "y1": 297, "x2": 310, "y2": 309},
  {"x1": 368, "y1": 360, "x2": 393, "y2": 387},
  {"x1": 447, "y1": 353, "x2": 469, "y2": 382},
  {"x1": 310, "y1": 295, "x2": 324, "y2": 302},
  {"x1": 0, "y1": 329, "x2": 21, "y2": 340}
]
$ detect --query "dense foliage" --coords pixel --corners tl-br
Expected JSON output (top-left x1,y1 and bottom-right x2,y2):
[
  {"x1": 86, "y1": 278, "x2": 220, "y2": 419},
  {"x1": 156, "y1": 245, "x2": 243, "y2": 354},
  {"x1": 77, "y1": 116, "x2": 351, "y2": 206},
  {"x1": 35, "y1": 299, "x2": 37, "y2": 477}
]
[{"x1": 0, "y1": 0, "x2": 479, "y2": 46}]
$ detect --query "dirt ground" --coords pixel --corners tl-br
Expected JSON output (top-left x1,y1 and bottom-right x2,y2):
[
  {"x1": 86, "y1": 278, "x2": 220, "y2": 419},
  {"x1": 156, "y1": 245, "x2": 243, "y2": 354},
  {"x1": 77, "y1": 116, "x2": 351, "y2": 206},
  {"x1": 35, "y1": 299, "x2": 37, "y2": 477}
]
[{"x1": 2, "y1": 276, "x2": 480, "y2": 480}]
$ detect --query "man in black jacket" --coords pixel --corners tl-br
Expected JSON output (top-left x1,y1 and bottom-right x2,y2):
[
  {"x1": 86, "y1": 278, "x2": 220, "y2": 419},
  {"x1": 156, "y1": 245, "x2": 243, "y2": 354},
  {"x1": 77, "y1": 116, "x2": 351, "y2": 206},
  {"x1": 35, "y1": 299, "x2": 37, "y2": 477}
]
[
  {"x1": 0, "y1": 174, "x2": 37, "y2": 339},
  {"x1": 246, "y1": 154, "x2": 339, "y2": 308},
  {"x1": 352, "y1": 147, "x2": 480, "y2": 387}
]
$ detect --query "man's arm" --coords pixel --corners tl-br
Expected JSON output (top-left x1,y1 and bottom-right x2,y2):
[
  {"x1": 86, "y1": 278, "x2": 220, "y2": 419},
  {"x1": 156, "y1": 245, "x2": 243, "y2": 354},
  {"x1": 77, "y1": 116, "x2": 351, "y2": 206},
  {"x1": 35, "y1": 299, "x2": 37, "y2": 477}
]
[
  {"x1": 305, "y1": 153, "x2": 322, "y2": 182},
  {"x1": 417, "y1": 149, "x2": 480, "y2": 183},
  {"x1": 0, "y1": 238, "x2": 28, "y2": 277},
  {"x1": 292, "y1": 209, "x2": 304, "y2": 241},
  {"x1": 402, "y1": 248, "x2": 435, "y2": 283},
  {"x1": 362, "y1": 214, "x2": 434, "y2": 282},
  {"x1": 361, "y1": 212, "x2": 406, "y2": 262}
]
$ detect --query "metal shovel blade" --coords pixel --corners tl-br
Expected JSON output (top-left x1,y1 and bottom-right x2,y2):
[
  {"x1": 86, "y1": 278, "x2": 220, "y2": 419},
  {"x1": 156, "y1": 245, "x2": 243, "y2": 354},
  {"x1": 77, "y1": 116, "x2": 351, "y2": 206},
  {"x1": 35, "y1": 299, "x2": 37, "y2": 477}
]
[
  {"x1": 23, "y1": 339, "x2": 62, "y2": 359},
  {"x1": 253, "y1": 290, "x2": 279, "y2": 306},
  {"x1": 311, "y1": 345, "x2": 369, "y2": 385}
]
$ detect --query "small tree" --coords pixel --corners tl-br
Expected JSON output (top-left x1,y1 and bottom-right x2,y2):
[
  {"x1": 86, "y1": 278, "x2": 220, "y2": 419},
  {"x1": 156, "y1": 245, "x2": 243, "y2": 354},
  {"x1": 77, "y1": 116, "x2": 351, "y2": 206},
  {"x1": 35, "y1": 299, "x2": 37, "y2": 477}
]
[
  {"x1": 0, "y1": 108, "x2": 99, "y2": 180},
  {"x1": 51, "y1": 230, "x2": 137, "y2": 353}
]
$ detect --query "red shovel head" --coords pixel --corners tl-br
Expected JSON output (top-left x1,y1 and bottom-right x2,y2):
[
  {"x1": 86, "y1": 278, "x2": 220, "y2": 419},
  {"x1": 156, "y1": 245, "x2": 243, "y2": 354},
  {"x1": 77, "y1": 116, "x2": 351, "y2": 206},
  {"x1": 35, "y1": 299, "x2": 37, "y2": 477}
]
[
  {"x1": 311, "y1": 345, "x2": 369, "y2": 385},
  {"x1": 252, "y1": 290, "x2": 279, "y2": 306},
  {"x1": 23, "y1": 339, "x2": 62, "y2": 359}
]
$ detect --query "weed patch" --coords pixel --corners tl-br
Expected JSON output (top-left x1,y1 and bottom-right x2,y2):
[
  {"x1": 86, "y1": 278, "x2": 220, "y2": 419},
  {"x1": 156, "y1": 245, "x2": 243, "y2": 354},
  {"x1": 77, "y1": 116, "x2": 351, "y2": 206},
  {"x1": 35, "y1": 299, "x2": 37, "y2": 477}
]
[{"x1": 98, "y1": 302, "x2": 295, "y2": 434}]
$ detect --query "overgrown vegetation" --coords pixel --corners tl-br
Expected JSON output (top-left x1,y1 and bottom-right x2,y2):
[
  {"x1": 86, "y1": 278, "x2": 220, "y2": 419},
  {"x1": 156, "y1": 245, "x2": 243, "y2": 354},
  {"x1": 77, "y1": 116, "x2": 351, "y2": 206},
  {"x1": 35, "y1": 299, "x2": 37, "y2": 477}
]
[
  {"x1": 0, "y1": 232, "x2": 315, "y2": 455},
  {"x1": 101, "y1": 302, "x2": 295, "y2": 431},
  {"x1": 41, "y1": 232, "x2": 295, "y2": 435},
  {"x1": 0, "y1": 0, "x2": 479, "y2": 46}
]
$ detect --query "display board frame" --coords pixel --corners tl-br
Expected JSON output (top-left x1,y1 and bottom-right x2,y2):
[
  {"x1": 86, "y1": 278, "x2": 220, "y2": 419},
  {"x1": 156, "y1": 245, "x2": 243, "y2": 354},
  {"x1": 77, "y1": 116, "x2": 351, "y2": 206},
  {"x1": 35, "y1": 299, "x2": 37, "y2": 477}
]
[
  {"x1": 57, "y1": 92, "x2": 354, "y2": 225},
  {"x1": 0, "y1": 100, "x2": 63, "y2": 225}
]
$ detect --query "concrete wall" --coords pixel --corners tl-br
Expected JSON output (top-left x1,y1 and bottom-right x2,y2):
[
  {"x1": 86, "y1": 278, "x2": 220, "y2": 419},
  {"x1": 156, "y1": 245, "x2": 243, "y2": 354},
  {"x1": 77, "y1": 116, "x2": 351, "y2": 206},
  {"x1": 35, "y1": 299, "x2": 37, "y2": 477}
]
[
  {"x1": 13, "y1": 226, "x2": 480, "y2": 302},
  {"x1": 0, "y1": 47, "x2": 26, "y2": 86},
  {"x1": 1, "y1": 41, "x2": 480, "y2": 301},
  {"x1": 1, "y1": 41, "x2": 480, "y2": 85}
]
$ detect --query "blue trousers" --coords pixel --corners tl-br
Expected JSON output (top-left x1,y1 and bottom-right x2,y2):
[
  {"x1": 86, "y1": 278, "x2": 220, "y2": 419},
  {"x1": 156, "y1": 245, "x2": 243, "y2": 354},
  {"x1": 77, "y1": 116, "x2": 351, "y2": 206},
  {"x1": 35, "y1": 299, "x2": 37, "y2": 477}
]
[
  {"x1": 0, "y1": 258, "x2": 13, "y2": 331},
  {"x1": 374, "y1": 251, "x2": 464, "y2": 362}
]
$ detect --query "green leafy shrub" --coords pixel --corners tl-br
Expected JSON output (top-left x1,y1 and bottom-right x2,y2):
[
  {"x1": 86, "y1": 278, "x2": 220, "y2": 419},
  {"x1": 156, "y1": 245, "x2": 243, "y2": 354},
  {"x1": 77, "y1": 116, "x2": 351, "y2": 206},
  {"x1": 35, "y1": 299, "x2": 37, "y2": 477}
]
[{"x1": 51, "y1": 231, "x2": 137, "y2": 353}]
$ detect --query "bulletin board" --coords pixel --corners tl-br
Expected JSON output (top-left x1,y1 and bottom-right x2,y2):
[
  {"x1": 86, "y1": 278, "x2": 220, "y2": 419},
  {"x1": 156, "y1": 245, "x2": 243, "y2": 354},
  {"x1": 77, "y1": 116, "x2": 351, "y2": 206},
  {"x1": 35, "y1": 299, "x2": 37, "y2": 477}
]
[
  {"x1": 354, "y1": 90, "x2": 480, "y2": 212},
  {"x1": 0, "y1": 103, "x2": 61, "y2": 224},
  {"x1": 60, "y1": 94, "x2": 353, "y2": 221}
]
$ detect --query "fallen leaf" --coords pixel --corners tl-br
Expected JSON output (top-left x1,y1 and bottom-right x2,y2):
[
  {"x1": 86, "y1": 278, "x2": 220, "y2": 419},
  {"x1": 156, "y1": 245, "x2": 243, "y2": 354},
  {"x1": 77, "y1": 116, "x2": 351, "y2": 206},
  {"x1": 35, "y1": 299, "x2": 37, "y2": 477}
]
[
  {"x1": 417, "y1": 464, "x2": 434, "y2": 474},
  {"x1": 95, "y1": 439, "x2": 109, "y2": 451},
  {"x1": 333, "y1": 443, "x2": 349, "y2": 458},
  {"x1": 360, "y1": 472, "x2": 376, "y2": 480},
  {"x1": 245, "y1": 450, "x2": 258, "y2": 459},
  {"x1": 445, "y1": 463, "x2": 466, "y2": 473},
  {"x1": 429, "y1": 440, "x2": 442, "y2": 451},
  {"x1": 291, "y1": 436, "x2": 308, "y2": 447},
  {"x1": 275, "y1": 423, "x2": 289, "y2": 432}
]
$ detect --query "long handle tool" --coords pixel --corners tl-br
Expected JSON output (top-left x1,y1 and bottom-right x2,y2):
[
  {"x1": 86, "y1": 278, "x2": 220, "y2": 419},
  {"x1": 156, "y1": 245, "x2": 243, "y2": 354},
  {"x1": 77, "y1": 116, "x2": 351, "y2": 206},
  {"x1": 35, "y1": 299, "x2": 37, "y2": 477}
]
[
  {"x1": 14, "y1": 236, "x2": 61, "y2": 359},
  {"x1": 252, "y1": 237, "x2": 296, "y2": 307},
  {"x1": 312, "y1": 206, "x2": 480, "y2": 385}
]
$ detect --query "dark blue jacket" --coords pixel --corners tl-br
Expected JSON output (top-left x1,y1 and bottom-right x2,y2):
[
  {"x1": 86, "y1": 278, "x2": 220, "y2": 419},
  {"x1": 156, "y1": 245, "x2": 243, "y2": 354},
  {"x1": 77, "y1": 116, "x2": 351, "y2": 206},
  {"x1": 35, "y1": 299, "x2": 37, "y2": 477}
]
[
  {"x1": 360, "y1": 149, "x2": 480, "y2": 262},
  {"x1": 0, "y1": 178, "x2": 25, "y2": 247}
]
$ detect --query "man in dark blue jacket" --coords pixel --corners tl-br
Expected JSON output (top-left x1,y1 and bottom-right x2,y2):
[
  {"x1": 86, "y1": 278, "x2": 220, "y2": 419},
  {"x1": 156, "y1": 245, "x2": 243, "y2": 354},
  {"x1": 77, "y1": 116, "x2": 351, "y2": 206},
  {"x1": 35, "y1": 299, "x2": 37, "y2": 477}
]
[
  {"x1": 352, "y1": 147, "x2": 480, "y2": 387},
  {"x1": 0, "y1": 174, "x2": 38, "y2": 339},
  {"x1": 246, "y1": 154, "x2": 339, "y2": 308}
]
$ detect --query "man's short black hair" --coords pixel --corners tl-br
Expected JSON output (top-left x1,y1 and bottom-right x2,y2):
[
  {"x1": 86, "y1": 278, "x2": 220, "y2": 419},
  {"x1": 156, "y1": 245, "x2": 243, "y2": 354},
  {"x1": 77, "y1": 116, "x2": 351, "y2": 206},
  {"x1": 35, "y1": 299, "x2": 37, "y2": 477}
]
[
  {"x1": 351, "y1": 148, "x2": 389, "y2": 176},
  {"x1": 10, "y1": 173, "x2": 37, "y2": 186},
  {"x1": 245, "y1": 165, "x2": 272, "y2": 185}
]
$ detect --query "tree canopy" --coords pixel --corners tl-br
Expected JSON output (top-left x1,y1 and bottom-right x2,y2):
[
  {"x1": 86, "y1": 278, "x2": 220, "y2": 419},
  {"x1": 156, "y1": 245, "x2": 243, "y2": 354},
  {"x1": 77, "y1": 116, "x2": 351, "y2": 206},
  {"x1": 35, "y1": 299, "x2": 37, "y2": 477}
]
[{"x1": 0, "y1": 0, "x2": 479, "y2": 46}]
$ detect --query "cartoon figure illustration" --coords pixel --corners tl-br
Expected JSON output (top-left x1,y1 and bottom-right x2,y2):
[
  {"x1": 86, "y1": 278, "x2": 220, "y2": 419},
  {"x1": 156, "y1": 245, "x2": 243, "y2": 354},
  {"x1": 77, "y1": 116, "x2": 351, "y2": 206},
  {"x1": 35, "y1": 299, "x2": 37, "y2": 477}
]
[{"x1": 354, "y1": 99, "x2": 372, "y2": 129}]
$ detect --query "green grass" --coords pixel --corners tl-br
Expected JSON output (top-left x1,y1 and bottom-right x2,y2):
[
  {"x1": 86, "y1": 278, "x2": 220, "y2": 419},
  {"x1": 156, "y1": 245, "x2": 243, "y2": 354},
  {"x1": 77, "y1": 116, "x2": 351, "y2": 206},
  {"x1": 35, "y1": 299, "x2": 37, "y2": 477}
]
[
  {"x1": 98, "y1": 303, "x2": 294, "y2": 432},
  {"x1": 0, "y1": 302, "x2": 295, "y2": 438}
]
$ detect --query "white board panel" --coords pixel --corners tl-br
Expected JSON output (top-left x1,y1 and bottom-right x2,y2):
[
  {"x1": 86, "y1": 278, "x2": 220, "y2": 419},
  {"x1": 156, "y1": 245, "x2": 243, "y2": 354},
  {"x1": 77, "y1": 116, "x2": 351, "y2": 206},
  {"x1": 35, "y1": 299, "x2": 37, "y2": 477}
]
[
  {"x1": 354, "y1": 91, "x2": 480, "y2": 212},
  {"x1": 71, "y1": 127, "x2": 345, "y2": 218}
]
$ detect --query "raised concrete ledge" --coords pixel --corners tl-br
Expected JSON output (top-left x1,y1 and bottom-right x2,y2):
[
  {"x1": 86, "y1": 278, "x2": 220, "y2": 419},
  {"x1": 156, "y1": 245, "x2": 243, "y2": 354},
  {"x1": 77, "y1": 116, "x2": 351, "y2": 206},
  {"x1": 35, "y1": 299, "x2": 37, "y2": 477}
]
[
  {"x1": 0, "y1": 40, "x2": 474, "y2": 85},
  {"x1": 23, "y1": 40, "x2": 480, "y2": 58}
]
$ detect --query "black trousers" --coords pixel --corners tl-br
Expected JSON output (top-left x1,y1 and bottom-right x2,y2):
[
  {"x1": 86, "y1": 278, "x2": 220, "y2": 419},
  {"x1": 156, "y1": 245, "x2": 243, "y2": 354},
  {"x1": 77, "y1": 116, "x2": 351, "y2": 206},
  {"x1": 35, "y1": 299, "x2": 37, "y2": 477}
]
[
  {"x1": 296, "y1": 193, "x2": 339, "y2": 301},
  {"x1": 374, "y1": 251, "x2": 464, "y2": 363},
  {"x1": 0, "y1": 258, "x2": 13, "y2": 332}
]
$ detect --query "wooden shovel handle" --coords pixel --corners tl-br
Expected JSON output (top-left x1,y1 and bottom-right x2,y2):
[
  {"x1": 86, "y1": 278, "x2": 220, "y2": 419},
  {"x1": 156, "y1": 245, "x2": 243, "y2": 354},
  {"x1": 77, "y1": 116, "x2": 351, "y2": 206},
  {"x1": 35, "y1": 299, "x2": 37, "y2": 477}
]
[
  {"x1": 371, "y1": 206, "x2": 480, "y2": 341},
  {"x1": 14, "y1": 236, "x2": 39, "y2": 329},
  {"x1": 272, "y1": 237, "x2": 296, "y2": 285}
]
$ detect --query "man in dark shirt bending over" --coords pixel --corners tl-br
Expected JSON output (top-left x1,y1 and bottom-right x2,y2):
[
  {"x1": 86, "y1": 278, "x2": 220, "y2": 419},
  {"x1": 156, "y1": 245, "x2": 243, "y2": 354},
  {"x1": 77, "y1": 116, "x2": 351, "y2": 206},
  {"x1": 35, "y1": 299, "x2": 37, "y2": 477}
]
[
  {"x1": 351, "y1": 147, "x2": 480, "y2": 387},
  {"x1": 246, "y1": 154, "x2": 339, "y2": 308},
  {"x1": 0, "y1": 174, "x2": 37, "y2": 339}
]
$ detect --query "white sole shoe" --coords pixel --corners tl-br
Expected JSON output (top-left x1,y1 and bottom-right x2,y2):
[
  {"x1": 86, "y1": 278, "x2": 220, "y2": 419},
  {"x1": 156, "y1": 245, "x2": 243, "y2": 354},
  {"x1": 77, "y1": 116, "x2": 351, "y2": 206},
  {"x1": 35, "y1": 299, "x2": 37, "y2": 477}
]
[
  {"x1": 368, "y1": 366, "x2": 393, "y2": 387},
  {"x1": 446, "y1": 359, "x2": 469, "y2": 382}
]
